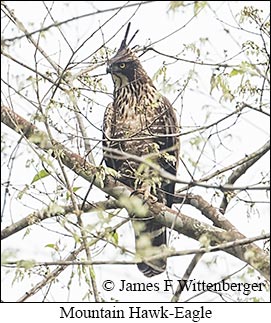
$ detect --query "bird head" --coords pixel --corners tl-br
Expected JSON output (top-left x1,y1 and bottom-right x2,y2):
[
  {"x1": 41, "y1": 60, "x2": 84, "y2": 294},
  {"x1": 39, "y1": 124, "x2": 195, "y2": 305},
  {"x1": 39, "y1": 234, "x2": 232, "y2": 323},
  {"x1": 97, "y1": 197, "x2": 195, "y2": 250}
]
[
  {"x1": 106, "y1": 23, "x2": 149, "y2": 88},
  {"x1": 106, "y1": 48, "x2": 141, "y2": 87}
]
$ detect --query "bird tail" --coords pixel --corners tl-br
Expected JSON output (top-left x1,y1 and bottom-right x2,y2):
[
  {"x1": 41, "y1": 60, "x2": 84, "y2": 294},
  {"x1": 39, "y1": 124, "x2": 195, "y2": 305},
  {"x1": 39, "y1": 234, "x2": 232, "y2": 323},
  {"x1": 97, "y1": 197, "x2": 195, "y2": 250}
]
[{"x1": 133, "y1": 219, "x2": 167, "y2": 277}]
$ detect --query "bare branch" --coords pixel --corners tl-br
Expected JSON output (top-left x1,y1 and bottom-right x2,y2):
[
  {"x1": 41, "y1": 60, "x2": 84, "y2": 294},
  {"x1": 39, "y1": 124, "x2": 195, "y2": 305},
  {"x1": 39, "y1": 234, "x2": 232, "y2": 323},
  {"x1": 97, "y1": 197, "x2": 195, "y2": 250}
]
[
  {"x1": 4, "y1": 232, "x2": 269, "y2": 267},
  {"x1": 1, "y1": 199, "x2": 118, "y2": 240},
  {"x1": 220, "y1": 140, "x2": 270, "y2": 212},
  {"x1": 177, "y1": 138, "x2": 270, "y2": 194},
  {"x1": 242, "y1": 102, "x2": 270, "y2": 117},
  {"x1": 2, "y1": 1, "x2": 156, "y2": 44},
  {"x1": 171, "y1": 254, "x2": 203, "y2": 302},
  {"x1": 173, "y1": 193, "x2": 237, "y2": 232},
  {"x1": 103, "y1": 146, "x2": 270, "y2": 191},
  {"x1": 201, "y1": 140, "x2": 269, "y2": 183},
  {"x1": 2, "y1": 2, "x2": 60, "y2": 72},
  {"x1": 144, "y1": 47, "x2": 240, "y2": 68},
  {"x1": 16, "y1": 218, "x2": 129, "y2": 302}
]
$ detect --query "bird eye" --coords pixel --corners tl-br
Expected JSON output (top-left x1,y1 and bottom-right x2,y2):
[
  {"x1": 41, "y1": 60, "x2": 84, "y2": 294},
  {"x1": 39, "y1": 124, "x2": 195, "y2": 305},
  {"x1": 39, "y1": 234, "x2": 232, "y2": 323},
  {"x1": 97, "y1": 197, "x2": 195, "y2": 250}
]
[{"x1": 119, "y1": 63, "x2": 126, "y2": 69}]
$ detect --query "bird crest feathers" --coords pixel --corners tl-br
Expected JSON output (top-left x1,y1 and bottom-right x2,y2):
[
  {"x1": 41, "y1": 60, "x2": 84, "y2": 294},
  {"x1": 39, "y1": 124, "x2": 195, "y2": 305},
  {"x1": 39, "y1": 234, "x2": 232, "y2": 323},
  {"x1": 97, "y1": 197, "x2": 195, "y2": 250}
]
[
  {"x1": 118, "y1": 22, "x2": 139, "y2": 52},
  {"x1": 108, "y1": 23, "x2": 140, "y2": 66}
]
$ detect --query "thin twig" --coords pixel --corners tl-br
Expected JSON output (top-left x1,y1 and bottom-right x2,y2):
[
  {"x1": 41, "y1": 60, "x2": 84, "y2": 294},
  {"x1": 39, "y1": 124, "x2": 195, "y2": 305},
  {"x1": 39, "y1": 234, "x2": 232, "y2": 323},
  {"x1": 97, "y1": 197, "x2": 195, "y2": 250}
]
[
  {"x1": 2, "y1": 1, "x2": 156, "y2": 44},
  {"x1": 16, "y1": 219, "x2": 129, "y2": 302},
  {"x1": 5, "y1": 232, "x2": 269, "y2": 268},
  {"x1": 171, "y1": 254, "x2": 203, "y2": 302}
]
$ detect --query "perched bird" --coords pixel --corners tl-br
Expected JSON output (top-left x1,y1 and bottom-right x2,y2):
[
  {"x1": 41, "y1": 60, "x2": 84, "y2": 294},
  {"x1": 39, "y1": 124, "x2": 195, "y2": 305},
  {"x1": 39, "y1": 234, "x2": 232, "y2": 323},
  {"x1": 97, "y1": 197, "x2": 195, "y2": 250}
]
[{"x1": 103, "y1": 23, "x2": 180, "y2": 277}]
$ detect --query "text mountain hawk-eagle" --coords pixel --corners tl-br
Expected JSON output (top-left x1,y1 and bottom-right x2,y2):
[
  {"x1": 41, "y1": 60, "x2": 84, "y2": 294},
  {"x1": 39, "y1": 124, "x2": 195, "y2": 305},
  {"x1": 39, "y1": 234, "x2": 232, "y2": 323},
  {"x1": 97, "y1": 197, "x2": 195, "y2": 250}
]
[{"x1": 103, "y1": 23, "x2": 180, "y2": 277}]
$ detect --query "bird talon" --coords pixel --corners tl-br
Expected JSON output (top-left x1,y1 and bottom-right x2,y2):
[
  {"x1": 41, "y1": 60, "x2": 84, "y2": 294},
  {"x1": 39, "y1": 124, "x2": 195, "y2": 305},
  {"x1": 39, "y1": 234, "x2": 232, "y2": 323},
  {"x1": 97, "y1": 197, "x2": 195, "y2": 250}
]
[
  {"x1": 130, "y1": 188, "x2": 158, "y2": 204},
  {"x1": 149, "y1": 195, "x2": 158, "y2": 204},
  {"x1": 130, "y1": 188, "x2": 148, "y2": 201}
]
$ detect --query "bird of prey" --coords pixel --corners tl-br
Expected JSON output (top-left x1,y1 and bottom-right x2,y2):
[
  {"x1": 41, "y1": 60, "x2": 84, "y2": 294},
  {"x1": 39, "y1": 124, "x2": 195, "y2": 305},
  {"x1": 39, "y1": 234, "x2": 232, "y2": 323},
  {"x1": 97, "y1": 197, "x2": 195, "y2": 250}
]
[{"x1": 103, "y1": 23, "x2": 180, "y2": 277}]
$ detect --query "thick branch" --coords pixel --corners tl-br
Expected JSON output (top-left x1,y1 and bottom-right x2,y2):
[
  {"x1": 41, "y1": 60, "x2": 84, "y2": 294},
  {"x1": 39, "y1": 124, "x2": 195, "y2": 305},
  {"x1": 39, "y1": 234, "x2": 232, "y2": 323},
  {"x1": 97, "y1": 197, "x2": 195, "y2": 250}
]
[
  {"x1": 173, "y1": 193, "x2": 237, "y2": 232},
  {"x1": 1, "y1": 105, "x2": 269, "y2": 280}
]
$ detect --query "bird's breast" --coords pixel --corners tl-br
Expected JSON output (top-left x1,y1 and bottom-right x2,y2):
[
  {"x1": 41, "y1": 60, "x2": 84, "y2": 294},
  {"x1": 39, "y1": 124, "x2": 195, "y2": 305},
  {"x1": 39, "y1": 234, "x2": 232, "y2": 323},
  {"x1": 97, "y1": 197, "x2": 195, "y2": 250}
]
[{"x1": 113, "y1": 91, "x2": 162, "y2": 134}]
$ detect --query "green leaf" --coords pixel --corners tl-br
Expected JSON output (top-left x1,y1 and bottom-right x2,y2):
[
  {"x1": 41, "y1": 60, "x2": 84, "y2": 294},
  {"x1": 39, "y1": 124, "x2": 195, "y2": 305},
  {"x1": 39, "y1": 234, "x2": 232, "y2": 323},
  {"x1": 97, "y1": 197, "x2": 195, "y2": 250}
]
[
  {"x1": 107, "y1": 230, "x2": 119, "y2": 245},
  {"x1": 31, "y1": 169, "x2": 50, "y2": 184},
  {"x1": 194, "y1": 1, "x2": 207, "y2": 15},
  {"x1": 112, "y1": 231, "x2": 119, "y2": 245},
  {"x1": 29, "y1": 132, "x2": 48, "y2": 147},
  {"x1": 66, "y1": 186, "x2": 81, "y2": 200},
  {"x1": 229, "y1": 69, "x2": 241, "y2": 77},
  {"x1": 104, "y1": 167, "x2": 120, "y2": 179},
  {"x1": 95, "y1": 166, "x2": 107, "y2": 188},
  {"x1": 1, "y1": 249, "x2": 19, "y2": 264},
  {"x1": 168, "y1": 1, "x2": 184, "y2": 12},
  {"x1": 209, "y1": 73, "x2": 234, "y2": 102},
  {"x1": 89, "y1": 266, "x2": 96, "y2": 279},
  {"x1": 45, "y1": 243, "x2": 56, "y2": 249},
  {"x1": 72, "y1": 233, "x2": 81, "y2": 244},
  {"x1": 23, "y1": 227, "x2": 31, "y2": 239},
  {"x1": 229, "y1": 61, "x2": 258, "y2": 78},
  {"x1": 119, "y1": 195, "x2": 148, "y2": 218},
  {"x1": 17, "y1": 259, "x2": 36, "y2": 269},
  {"x1": 45, "y1": 243, "x2": 59, "y2": 251},
  {"x1": 72, "y1": 186, "x2": 81, "y2": 192},
  {"x1": 47, "y1": 203, "x2": 65, "y2": 216},
  {"x1": 17, "y1": 185, "x2": 29, "y2": 200},
  {"x1": 199, "y1": 234, "x2": 211, "y2": 248}
]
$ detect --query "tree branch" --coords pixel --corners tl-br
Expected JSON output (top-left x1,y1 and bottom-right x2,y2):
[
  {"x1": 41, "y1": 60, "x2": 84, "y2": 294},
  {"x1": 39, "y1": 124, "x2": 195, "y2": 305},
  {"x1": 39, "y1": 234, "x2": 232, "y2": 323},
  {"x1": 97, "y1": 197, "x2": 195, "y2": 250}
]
[
  {"x1": 200, "y1": 140, "x2": 270, "y2": 184},
  {"x1": 4, "y1": 232, "x2": 269, "y2": 267},
  {"x1": 15, "y1": 218, "x2": 129, "y2": 302},
  {"x1": 1, "y1": 105, "x2": 270, "y2": 280},
  {"x1": 103, "y1": 146, "x2": 270, "y2": 191},
  {"x1": 173, "y1": 193, "x2": 237, "y2": 231},
  {"x1": 219, "y1": 140, "x2": 270, "y2": 211},
  {"x1": 177, "y1": 137, "x2": 270, "y2": 193},
  {"x1": 1, "y1": 199, "x2": 118, "y2": 240},
  {"x1": 171, "y1": 254, "x2": 203, "y2": 302},
  {"x1": 2, "y1": 1, "x2": 156, "y2": 44},
  {"x1": 2, "y1": 2, "x2": 60, "y2": 73}
]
